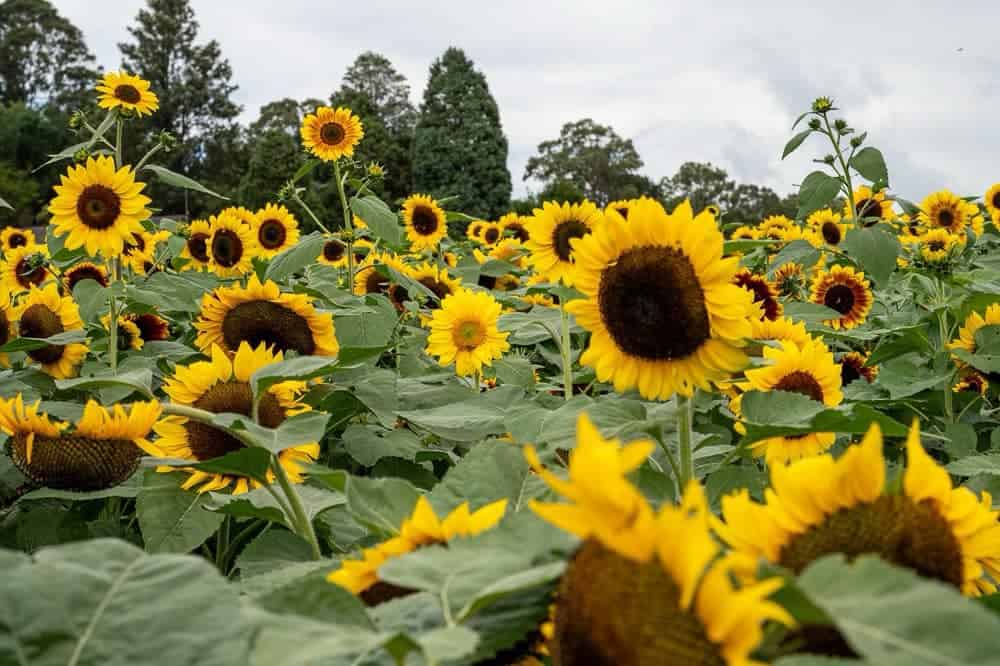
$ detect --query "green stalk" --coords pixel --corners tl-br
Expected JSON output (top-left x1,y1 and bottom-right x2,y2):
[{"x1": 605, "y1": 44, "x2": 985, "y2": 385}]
[
  {"x1": 676, "y1": 393, "x2": 694, "y2": 489},
  {"x1": 938, "y1": 308, "x2": 954, "y2": 423},
  {"x1": 272, "y1": 456, "x2": 322, "y2": 560},
  {"x1": 108, "y1": 257, "x2": 121, "y2": 374},
  {"x1": 559, "y1": 301, "x2": 573, "y2": 401},
  {"x1": 821, "y1": 114, "x2": 857, "y2": 227},
  {"x1": 114, "y1": 118, "x2": 123, "y2": 169},
  {"x1": 333, "y1": 161, "x2": 355, "y2": 294}
]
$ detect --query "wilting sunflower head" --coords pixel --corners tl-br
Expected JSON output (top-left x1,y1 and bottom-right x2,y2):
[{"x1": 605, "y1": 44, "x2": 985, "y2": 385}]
[
  {"x1": 402, "y1": 194, "x2": 447, "y2": 252},
  {"x1": 954, "y1": 371, "x2": 988, "y2": 396},
  {"x1": 839, "y1": 350, "x2": 878, "y2": 385},
  {"x1": 425, "y1": 288, "x2": 510, "y2": 377},
  {"x1": 253, "y1": 203, "x2": 300, "y2": 257},
  {"x1": 0, "y1": 227, "x2": 36, "y2": 252},
  {"x1": 733, "y1": 268, "x2": 783, "y2": 321},
  {"x1": 917, "y1": 228, "x2": 965, "y2": 265},
  {"x1": 847, "y1": 185, "x2": 895, "y2": 225},
  {"x1": 194, "y1": 273, "x2": 339, "y2": 358},
  {"x1": 499, "y1": 211, "x2": 531, "y2": 242},
  {"x1": 14, "y1": 283, "x2": 88, "y2": 379},
  {"x1": 918, "y1": 189, "x2": 983, "y2": 236},
  {"x1": 807, "y1": 208, "x2": 848, "y2": 246},
  {"x1": 410, "y1": 261, "x2": 461, "y2": 310},
  {"x1": 96, "y1": 71, "x2": 159, "y2": 116},
  {"x1": 101, "y1": 314, "x2": 144, "y2": 351},
  {"x1": 985, "y1": 183, "x2": 1000, "y2": 223},
  {"x1": 144, "y1": 342, "x2": 317, "y2": 495},
  {"x1": 772, "y1": 262, "x2": 808, "y2": 299},
  {"x1": 567, "y1": 198, "x2": 756, "y2": 399},
  {"x1": 328, "y1": 495, "x2": 507, "y2": 604},
  {"x1": 317, "y1": 236, "x2": 348, "y2": 267},
  {"x1": 809, "y1": 264, "x2": 873, "y2": 330},
  {"x1": 179, "y1": 219, "x2": 212, "y2": 270},
  {"x1": 300, "y1": 106, "x2": 364, "y2": 162},
  {"x1": 206, "y1": 210, "x2": 258, "y2": 277},
  {"x1": 63, "y1": 261, "x2": 109, "y2": 293},
  {"x1": 1, "y1": 245, "x2": 50, "y2": 293},
  {"x1": 48, "y1": 156, "x2": 151, "y2": 258},
  {"x1": 524, "y1": 201, "x2": 604, "y2": 285},
  {"x1": 0, "y1": 394, "x2": 160, "y2": 491},
  {"x1": 526, "y1": 413, "x2": 657, "y2": 561}
]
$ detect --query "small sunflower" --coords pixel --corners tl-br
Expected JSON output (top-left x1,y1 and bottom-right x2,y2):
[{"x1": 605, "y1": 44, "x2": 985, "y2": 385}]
[
  {"x1": 353, "y1": 251, "x2": 409, "y2": 298},
  {"x1": 122, "y1": 229, "x2": 170, "y2": 274},
  {"x1": 758, "y1": 215, "x2": 795, "y2": 240},
  {"x1": 300, "y1": 106, "x2": 364, "y2": 162},
  {"x1": 126, "y1": 312, "x2": 171, "y2": 343},
  {"x1": 1, "y1": 245, "x2": 50, "y2": 293},
  {"x1": 63, "y1": 261, "x2": 109, "y2": 292},
  {"x1": 410, "y1": 261, "x2": 461, "y2": 310},
  {"x1": 985, "y1": 183, "x2": 1000, "y2": 224},
  {"x1": 733, "y1": 268, "x2": 783, "y2": 321},
  {"x1": 194, "y1": 274, "x2": 338, "y2": 357},
  {"x1": 808, "y1": 209, "x2": 848, "y2": 246},
  {"x1": 568, "y1": 199, "x2": 755, "y2": 399},
  {"x1": 846, "y1": 185, "x2": 895, "y2": 224},
  {"x1": 425, "y1": 288, "x2": 510, "y2": 377},
  {"x1": 0, "y1": 394, "x2": 160, "y2": 490},
  {"x1": 949, "y1": 303, "x2": 1000, "y2": 378},
  {"x1": 730, "y1": 225, "x2": 759, "y2": 241},
  {"x1": 919, "y1": 189, "x2": 983, "y2": 236},
  {"x1": 716, "y1": 420, "x2": 1000, "y2": 597},
  {"x1": 180, "y1": 219, "x2": 212, "y2": 270},
  {"x1": 222, "y1": 206, "x2": 257, "y2": 228},
  {"x1": 479, "y1": 221, "x2": 503, "y2": 247},
  {"x1": 328, "y1": 496, "x2": 507, "y2": 604},
  {"x1": 499, "y1": 212, "x2": 530, "y2": 242},
  {"x1": 14, "y1": 283, "x2": 88, "y2": 378},
  {"x1": 524, "y1": 201, "x2": 603, "y2": 285},
  {"x1": 253, "y1": 203, "x2": 300, "y2": 257},
  {"x1": 0, "y1": 227, "x2": 35, "y2": 252},
  {"x1": 748, "y1": 315, "x2": 817, "y2": 352},
  {"x1": 809, "y1": 264, "x2": 873, "y2": 330},
  {"x1": 918, "y1": 228, "x2": 965, "y2": 264},
  {"x1": 101, "y1": 314, "x2": 144, "y2": 351},
  {"x1": 317, "y1": 237, "x2": 348, "y2": 268},
  {"x1": 142, "y1": 343, "x2": 318, "y2": 494},
  {"x1": 48, "y1": 156, "x2": 151, "y2": 258},
  {"x1": 95, "y1": 71, "x2": 159, "y2": 116},
  {"x1": 839, "y1": 350, "x2": 878, "y2": 385},
  {"x1": 772, "y1": 262, "x2": 808, "y2": 299},
  {"x1": 206, "y1": 211, "x2": 258, "y2": 277},
  {"x1": 402, "y1": 194, "x2": 447, "y2": 252},
  {"x1": 466, "y1": 220, "x2": 486, "y2": 243},
  {"x1": 954, "y1": 371, "x2": 988, "y2": 396}
]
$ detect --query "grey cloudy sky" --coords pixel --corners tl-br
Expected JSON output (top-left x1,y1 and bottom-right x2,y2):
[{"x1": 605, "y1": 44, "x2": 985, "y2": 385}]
[{"x1": 56, "y1": 1, "x2": 1000, "y2": 201}]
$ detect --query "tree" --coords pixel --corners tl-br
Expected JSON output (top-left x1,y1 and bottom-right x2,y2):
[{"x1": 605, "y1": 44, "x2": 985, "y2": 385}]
[
  {"x1": 0, "y1": 0, "x2": 98, "y2": 111},
  {"x1": 412, "y1": 47, "x2": 511, "y2": 224},
  {"x1": 524, "y1": 118, "x2": 655, "y2": 206},
  {"x1": 658, "y1": 161, "x2": 792, "y2": 224}
]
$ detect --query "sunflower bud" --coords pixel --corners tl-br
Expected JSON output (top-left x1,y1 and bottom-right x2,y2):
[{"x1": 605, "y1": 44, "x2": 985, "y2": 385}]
[
  {"x1": 808, "y1": 118, "x2": 822, "y2": 130},
  {"x1": 850, "y1": 136, "x2": 864, "y2": 148},
  {"x1": 158, "y1": 131, "x2": 177, "y2": 151},
  {"x1": 822, "y1": 154, "x2": 836, "y2": 165},
  {"x1": 73, "y1": 148, "x2": 91, "y2": 163},
  {"x1": 68, "y1": 111, "x2": 85, "y2": 130},
  {"x1": 811, "y1": 96, "x2": 834, "y2": 113},
  {"x1": 833, "y1": 118, "x2": 849, "y2": 132},
  {"x1": 366, "y1": 161, "x2": 386, "y2": 178}
]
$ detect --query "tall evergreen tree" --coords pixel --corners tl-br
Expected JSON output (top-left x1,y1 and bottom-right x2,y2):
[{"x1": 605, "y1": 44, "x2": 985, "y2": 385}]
[{"x1": 412, "y1": 47, "x2": 511, "y2": 224}]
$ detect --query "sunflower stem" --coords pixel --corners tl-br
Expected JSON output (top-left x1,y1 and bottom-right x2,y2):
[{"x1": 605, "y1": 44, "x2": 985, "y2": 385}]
[
  {"x1": 472, "y1": 369, "x2": 480, "y2": 393},
  {"x1": 272, "y1": 454, "x2": 322, "y2": 560},
  {"x1": 114, "y1": 117, "x2": 124, "y2": 169},
  {"x1": 333, "y1": 161, "x2": 355, "y2": 294},
  {"x1": 215, "y1": 515, "x2": 230, "y2": 570},
  {"x1": 937, "y1": 306, "x2": 955, "y2": 423},
  {"x1": 133, "y1": 143, "x2": 162, "y2": 173},
  {"x1": 559, "y1": 301, "x2": 573, "y2": 402},
  {"x1": 108, "y1": 258, "x2": 121, "y2": 374},
  {"x1": 821, "y1": 113, "x2": 857, "y2": 228},
  {"x1": 676, "y1": 393, "x2": 695, "y2": 489}
]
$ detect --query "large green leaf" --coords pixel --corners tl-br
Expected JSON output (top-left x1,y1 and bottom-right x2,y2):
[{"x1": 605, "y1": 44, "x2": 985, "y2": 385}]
[
  {"x1": 948, "y1": 454, "x2": 1000, "y2": 477},
  {"x1": 351, "y1": 195, "x2": 401, "y2": 245},
  {"x1": 841, "y1": 226, "x2": 899, "y2": 285},
  {"x1": 142, "y1": 164, "x2": 228, "y2": 199},
  {"x1": 264, "y1": 232, "x2": 326, "y2": 282},
  {"x1": 797, "y1": 171, "x2": 842, "y2": 218},
  {"x1": 345, "y1": 475, "x2": 422, "y2": 537},
  {"x1": 55, "y1": 369, "x2": 154, "y2": 399},
  {"x1": 850, "y1": 146, "x2": 889, "y2": 187},
  {"x1": 428, "y1": 440, "x2": 545, "y2": 514},
  {"x1": 135, "y1": 469, "x2": 224, "y2": 554},
  {"x1": 342, "y1": 424, "x2": 423, "y2": 467}
]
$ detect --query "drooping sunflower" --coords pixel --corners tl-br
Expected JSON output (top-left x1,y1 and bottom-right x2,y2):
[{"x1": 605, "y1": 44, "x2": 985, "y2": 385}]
[
  {"x1": 733, "y1": 268, "x2": 783, "y2": 321},
  {"x1": 954, "y1": 371, "x2": 988, "y2": 396},
  {"x1": 101, "y1": 314, "x2": 144, "y2": 351},
  {"x1": 499, "y1": 212, "x2": 530, "y2": 242},
  {"x1": 63, "y1": 261, "x2": 109, "y2": 292},
  {"x1": 524, "y1": 201, "x2": 603, "y2": 285},
  {"x1": 96, "y1": 71, "x2": 159, "y2": 116},
  {"x1": 317, "y1": 237, "x2": 348, "y2": 268},
  {"x1": 808, "y1": 209, "x2": 848, "y2": 247},
  {"x1": 0, "y1": 227, "x2": 35, "y2": 252},
  {"x1": 425, "y1": 288, "x2": 510, "y2": 377},
  {"x1": 809, "y1": 264, "x2": 873, "y2": 330},
  {"x1": 180, "y1": 219, "x2": 212, "y2": 270},
  {"x1": 917, "y1": 228, "x2": 965, "y2": 264},
  {"x1": 14, "y1": 283, "x2": 88, "y2": 378},
  {"x1": 1, "y1": 245, "x2": 50, "y2": 293},
  {"x1": 300, "y1": 106, "x2": 364, "y2": 162},
  {"x1": 716, "y1": 420, "x2": 1000, "y2": 597},
  {"x1": 479, "y1": 221, "x2": 503, "y2": 247},
  {"x1": 568, "y1": 199, "x2": 755, "y2": 399},
  {"x1": 846, "y1": 185, "x2": 895, "y2": 224},
  {"x1": 142, "y1": 343, "x2": 318, "y2": 494},
  {"x1": 757, "y1": 214, "x2": 795, "y2": 240},
  {"x1": 194, "y1": 274, "x2": 338, "y2": 357},
  {"x1": 918, "y1": 189, "x2": 983, "y2": 236},
  {"x1": 206, "y1": 210, "x2": 258, "y2": 277},
  {"x1": 985, "y1": 183, "x2": 1000, "y2": 224},
  {"x1": 328, "y1": 496, "x2": 508, "y2": 604},
  {"x1": 410, "y1": 261, "x2": 461, "y2": 310},
  {"x1": 402, "y1": 194, "x2": 447, "y2": 252},
  {"x1": 48, "y1": 156, "x2": 151, "y2": 258},
  {"x1": 839, "y1": 350, "x2": 878, "y2": 385},
  {"x1": 253, "y1": 203, "x2": 300, "y2": 257},
  {"x1": 772, "y1": 262, "x2": 808, "y2": 299},
  {"x1": 0, "y1": 394, "x2": 160, "y2": 490}
]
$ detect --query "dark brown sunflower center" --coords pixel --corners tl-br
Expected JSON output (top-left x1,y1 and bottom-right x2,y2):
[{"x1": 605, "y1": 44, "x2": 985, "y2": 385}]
[
  {"x1": 418, "y1": 277, "x2": 451, "y2": 303},
  {"x1": 123, "y1": 232, "x2": 145, "y2": 256},
  {"x1": 187, "y1": 233, "x2": 209, "y2": 262},
  {"x1": 554, "y1": 539, "x2": 725, "y2": 666},
  {"x1": 452, "y1": 319, "x2": 486, "y2": 350},
  {"x1": 388, "y1": 284, "x2": 409, "y2": 312},
  {"x1": 936, "y1": 208, "x2": 955, "y2": 228},
  {"x1": 8, "y1": 232, "x2": 28, "y2": 248},
  {"x1": 19, "y1": 303, "x2": 66, "y2": 364},
  {"x1": 115, "y1": 323, "x2": 137, "y2": 351},
  {"x1": 411, "y1": 206, "x2": 439, "y2": 236},
  {"x1": 992, "y1": 191, "x2": 1000, "y2": 210},
  {"x1": 483, "y1": 227, "x2": 500, "y2": 244},
  {"x1": 258, "y1": 220, "x2": 286, "y2": 249},
  {"x1": 322, "y1": 239, "x2": 346, "y2": 262},
  {"x1": 76, "y1": 185, "x2": 121, "y2": 230},
  {"x1": 185, "y1": 381, "x2": 285, "y2": 461},
  {"x1": 131, "y1": 314, "x2": 169, "y2": 341},
  {"x1": 364, "y1": 267, "x2": 389, "y2": 294},
  {"x1": 735, "y1": 273, "x2": 780, "y2": 321},
  {"x1": 616, "y1": 206, "x2": 629, "y2": 219},
  {"x1": 927, "y1": 240, "x2": 946, "y2": 251},
  {"x1": 779, "y1": 495, "x2": 965, "y2": 588},
  {"x1": 821, "y1": 222, "x2": 842, "y2": 245},
  {"x1": 221, "y1": 301, "x2": 316, "y2": 356},
  {"x1": 840, "y1": 359, "x2": 862, "y2": 385},
  {"x1": 114, "y1": 84, "x2": 142, "y2": 104},
  {"x1": 773, "y1": 370, "x2": 825, "y2": 402},
  {"x1": 598, "y1": 245, "x2": 710, "y2": 361},
  {"x1": 506, "y1": 222, "x2": 529, "y2": 242},
  {"x1": 855, "y1": 198, "x2": 882, "y2": 219},
  {"x1": 552, "y1": 219, "x2": 589, "y2": 261},
  {"x1": 10, "y1": 433, "x2": 141, "y2": 491},
  {"x1": 320, "y1": 122, "x2": 346, "y2": 146},
  {"x1": 0, "y1": 309, "x2": 9, "y2": 346},
  {"x1": 211, "y1": 229, "x2": 244, "y2": 267},
  {"x1": 14, "y1": 257, "x2": 46, "y2": 289},
  {"x1": 470, "y1": 224, "x2": 483, "y2": 237},
  {"x1": 823, "y1": 284, "x2": 856, "y2": 315},
  {"x1": 66, "y1": 265, "x2": 108, "y2": 290}
]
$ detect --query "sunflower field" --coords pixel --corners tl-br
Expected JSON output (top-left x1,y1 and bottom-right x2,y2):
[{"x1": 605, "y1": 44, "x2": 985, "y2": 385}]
[{"x1": 4, "y1": 77, "x2": 1000, "y2": 666}]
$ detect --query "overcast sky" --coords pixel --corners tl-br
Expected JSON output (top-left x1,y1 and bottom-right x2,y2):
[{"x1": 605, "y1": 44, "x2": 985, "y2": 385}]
[{"x1": 55, "y1": 1, "x2": 999, "y2": 200}]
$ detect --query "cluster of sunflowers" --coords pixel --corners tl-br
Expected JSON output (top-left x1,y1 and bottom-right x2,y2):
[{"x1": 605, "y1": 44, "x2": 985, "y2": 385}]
[{"x1": 6, "y1": 76, "x2": 1000, "y2": 665}]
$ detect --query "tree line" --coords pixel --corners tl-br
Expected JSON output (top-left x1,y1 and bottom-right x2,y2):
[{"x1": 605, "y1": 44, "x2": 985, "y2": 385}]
[{"x1": 0, "y1": 0, "x2": 796, "y2": 231}]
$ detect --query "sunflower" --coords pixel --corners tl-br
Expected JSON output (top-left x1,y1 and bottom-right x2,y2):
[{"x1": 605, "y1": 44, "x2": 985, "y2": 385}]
[
  {"x1": 253, "y1": 203, "x2": 299, "y2": 257},
  {"x1": 351, "y1": 238, "x2": 373, "y2": 264},
  {"x1": 499, "y1": 212, "x2": 530, "y2": 242},
  {"x1": 222, "y1": 206, "x2": 257, "y2": 228},
  {"x1": 985, "y1": 183, "x2": 1000, "y2": 224},
  {"x1": 918, "y1": 228, "x2": 965, "y2": 264},
  {"x1": 1, "y1": 245, "x2": 50, "y2": 293},
  {"x1": 102, "y1": 314, "x2": 144, "y2": 351},
  {"x1": 142, "y1": 343, "x2": 318, "y2": 494},
  {"x1": 605, "y1": 199, "x2": 634, "y2": 221},
  {"x1": 402, "y1": 194, "x2": 447, "y2": 252},
  {"x1": 300, "y1": 106, "x2": 364, "y2": 162},
  {"x1": 748, "y1": 316, "x2": 817, "y2": 352},
  {"x1": 479, "y1": 221, "x2": 503, "y2": 247},
  {"x1": 568, "y1": 199, "x2": 755, "y2": 400},
  {"x1": 524, "y1": 201, "x2": 603, "y2": 285},
  {"x1": 206, "y1": 210, "x2": 258, "y2": 277},
  {"x1": 466, "y1": 220, "x2": 486, "y2": 243},
  {"x1": 126, "y1": 312, "x2": 171, "y2": 343},
  {"x1": 0, "y1": 394, "x2": 160, "y2": 490},
  {"x1": 807, "y1": 209, "x2": 848, "y2": 246},
  {"x1": 846, "y1": 185, "x2": 895, "y2": 224},
  {"x1": 425, "y1": 288, "x2": 510, "y2": 377},
  {"x1": 63, "y1": 261, "x2": 109, "y2": 292},
  {"x1": 949, "y1": 303, "x2": 1000, "y2": 377},
  {"x1": 716, "y1": 420, "x2": 1000, "y2": 597},
  {"x1": 122, "y1": 229, "x2": 170, "y2": 274},
  {"x1": 96, "y1": 71, "x2": 159, "y2": 116},
  {"x1": 733, "y1": 268, "x2": 783, "y2": 321},
  {"x1": 194, "y1": 274, "x2": 338, "y2": 357},
  {"x1": 0, "y1": 286, "x2": 14, "y2": 368},
  {"x1": 317, "y1": 237, "x2": 348, "y2": 268},
  {"x1": 839, "y1": 350, "x2": 878, "y2": 385},
  {"x1": 180, "y1": 219, "x2": 212, "y2": 270},
  {"x1": 328, "y1": 496, "x2": 507, "y2": 604},
  {"x1": 809, "y1": 264, "x2": 872, "y2": 330},
  {"x1": 48, "y1": 156, "x2": 151, "y2": 258},
  {"x1": 772, "y1": 262, "x2": 807, "y2": 299},
  {"x1": 353, "y1": 251, "x2": 409, "y2": 298},
  {"x1": 0, "y1": 227, "x2": 35, "y2": 252},
  {"x1": 386, "y1": 263, "x2": 417, "y2": 313},
  {"x1": 410, "y1": 262, "x2": 461, "y2": 309},
  {"x1": 758, "y1": 215, "x2": 795, "y2": 240},
  {"x1": 14, "y1": 283, "x2": 88, "y2": 378},
  {"x1": 730, "y1": 225, "x2": 759, "y2": 240},
  {"x1": 954, "y1": 371, "x2": 988, "y2": 396},
  {"x1": 918, "y1": 189, "x2": 983, "y2": 236}
]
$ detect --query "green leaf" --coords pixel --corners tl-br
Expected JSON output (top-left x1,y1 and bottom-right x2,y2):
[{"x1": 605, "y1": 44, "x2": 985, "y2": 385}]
[
  {"x1": 142, "y1": 164, "x2": 229, "y2": 200},
  {"x1": 841, "y1": 226, "x2": 899, "y2": 285},
  {"x1": 251, "y1": 354, "x2": 340, "y2": 403},
  {"x1": 290, "y1": 158, "x2": 320, "y2": 184},
  {"x1": 948, "y1": 454, "x2": 1000, "y2": 477},
  {"x1": 396, "y1": 393, "x2": 510, "y2": 441},
  {"x1": 73, "y1": 278, "x2": 109, "y2": 323},
  {"x1": 782, "y1": 129, "x2": 813, "y2": 159},
  {"x1": 254, "y1": 569, "x2": 373, "y2": 627},
  {"x1": 208, "y1": 484, "x2": 345, "y2": 527},
  {"x1": 739, "y1": 390, "x2": 827, "y2": 428},
  {"x1": 722, "y1": 239, "x2": 779, "y2": 254},
  {"x1": 493, "y1": 356, "x2": 537, "y2": 388},
  {"x1": 768, "y1": 240, "x2": 821, "y2": 276},
  {"x1": 18, "y1": 472, "x2": 143, "y2": 502},
  {"x1": 974, "y1": 325, "x2": 1000, "y2": 355},
  {"x1": 342, "y1": 424, "x2": 423, "y2": 467},
  {"x1": 0, "y1": 196, "x2": 13, "y2": 210},
  {"x1": 136, "y1": 468, "x2": 225, "y2": 554},
  {"x1": 797, "y1": 171, "x2": 843, "y2": 218},
  {"x1": 876, "y1": 356, "x2": 949, "y2": 399},
  {"x1": 0, "y1": 328, "x2": 87, "y2": 353},
  {"x1": 55, "y1": 369, "x2": 154, "y2": 399},
  {"x1": 351, "y1": 195, "x2": 401, "y2": 245},
  {"x1": 345, "y1": 475, "x2": 422, "y2": 537},
  {"x1": 850, "y1": 146, "x2": 889, "y2": 187},
  {"x1": 210, "y1": 411, "x2": 331, "y2": 454},
  {"x1": 782, "y1": 301, "x2": 843, "y2": 325},
  {"x1": 0, "y1": 539, "x2": 252, "y2": 665},
  {"x1": 428, "y1": 440, "x2": 544, "y2": 514},
  {"x1": 188, "y1": 447, "x2": 273, "y2": 483},
  {"x1": 264, "y1": 232, "x2": 326, "y2": 281}
]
